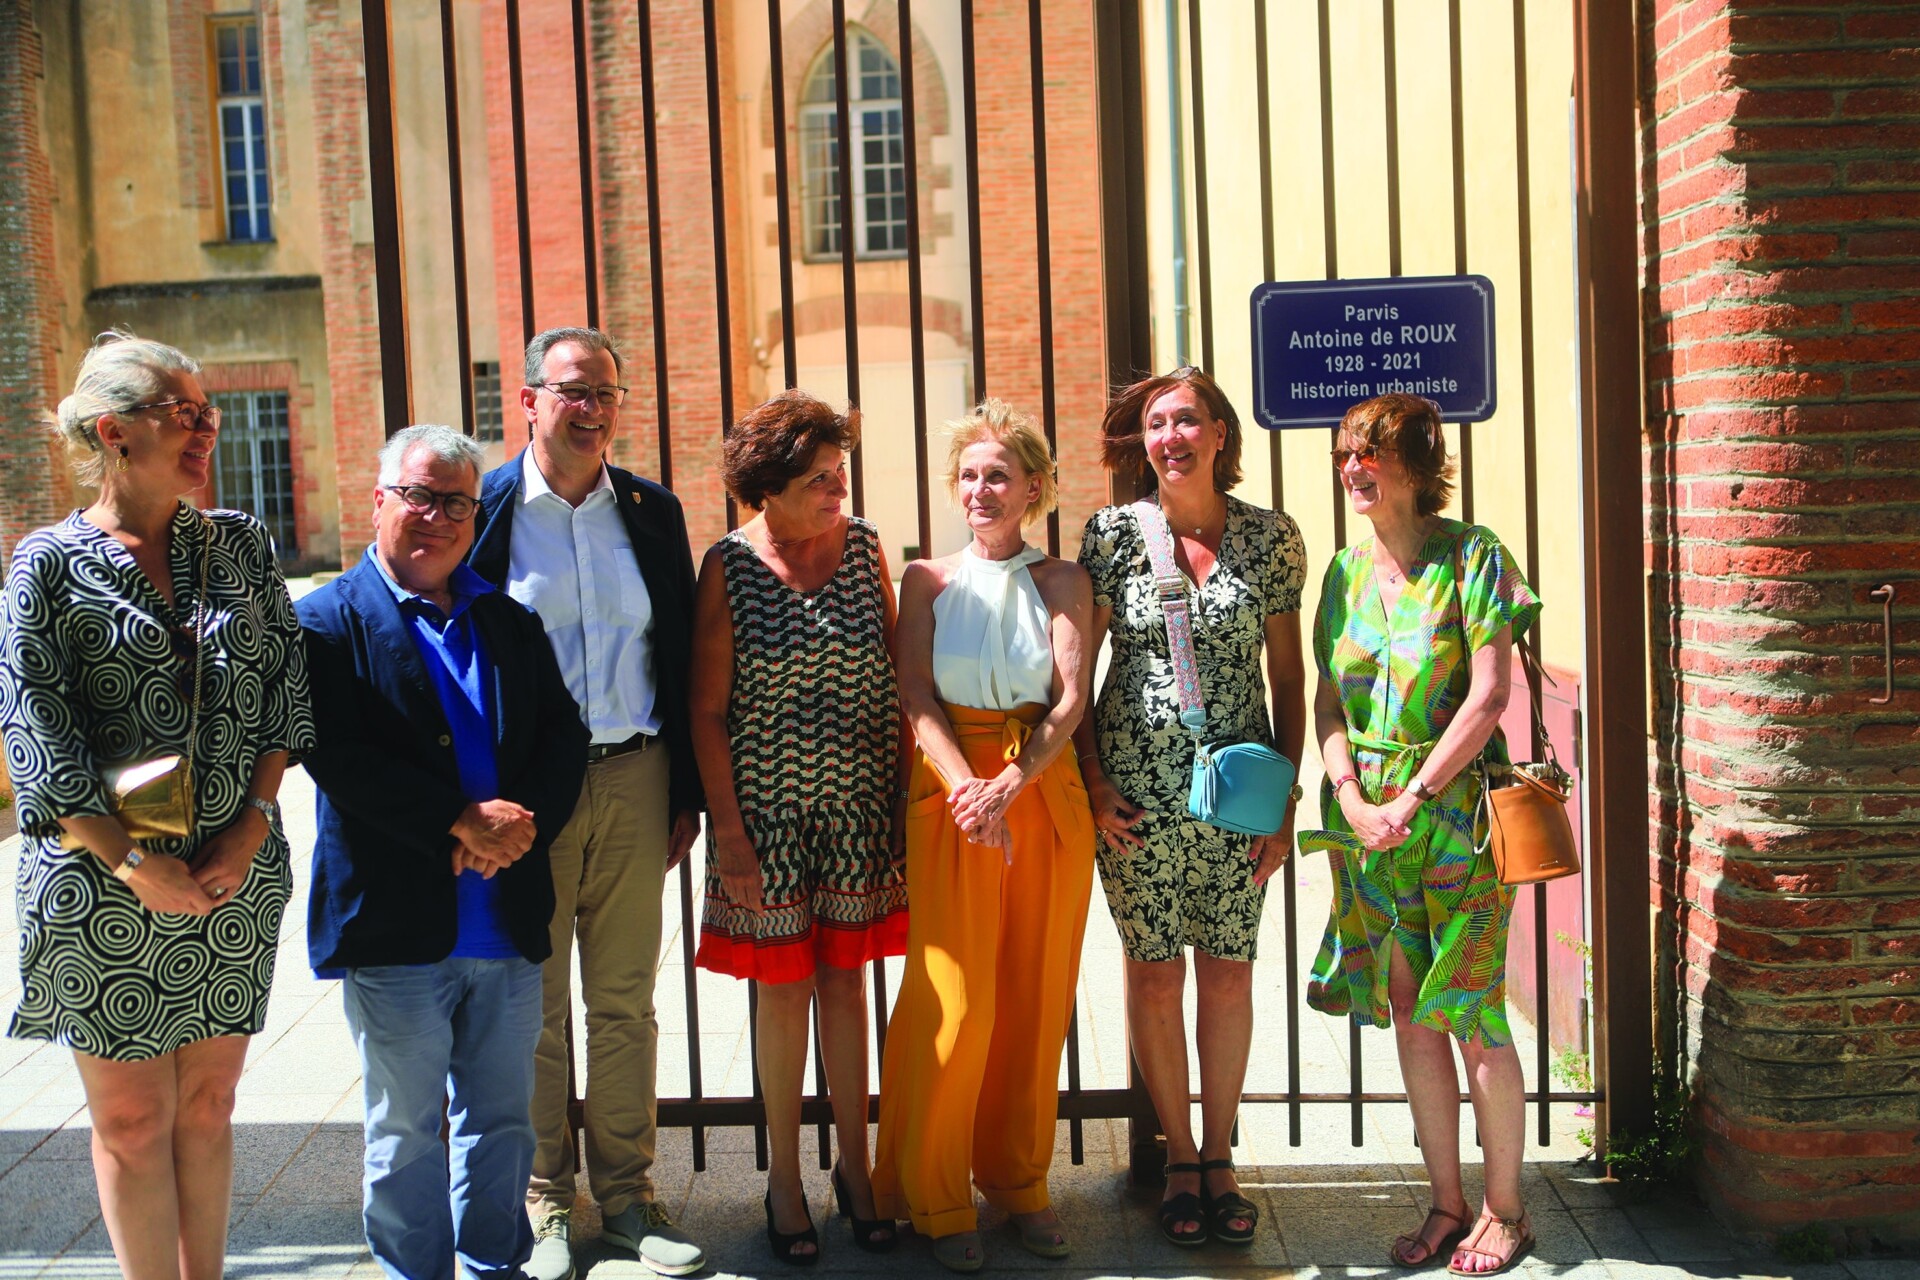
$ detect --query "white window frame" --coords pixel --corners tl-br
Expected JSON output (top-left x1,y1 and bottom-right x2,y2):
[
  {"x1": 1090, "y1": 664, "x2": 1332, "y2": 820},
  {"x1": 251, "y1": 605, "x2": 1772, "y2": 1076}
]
[
  {"x1": 214, "y1": 19, "x2": 272, "y2": 242},
  {"x1": 799, "y1": 29, "x2": 908, "y2": 261},
  {"x1": 211, "y1": 390, "x2": 297, "y2": 559}
]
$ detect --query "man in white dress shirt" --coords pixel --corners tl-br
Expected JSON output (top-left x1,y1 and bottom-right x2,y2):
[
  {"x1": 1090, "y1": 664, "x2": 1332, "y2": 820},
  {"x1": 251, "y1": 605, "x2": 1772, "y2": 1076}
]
[{"x1": 468, "y1": 328, "x2": 705, "y2": 1279}]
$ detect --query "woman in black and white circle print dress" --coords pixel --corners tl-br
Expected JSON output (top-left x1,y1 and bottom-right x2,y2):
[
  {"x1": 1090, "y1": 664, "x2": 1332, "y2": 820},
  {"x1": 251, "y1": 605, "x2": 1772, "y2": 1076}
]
[{"x1": 0, "y1": 331, "x2": 314, "y2": 1280}]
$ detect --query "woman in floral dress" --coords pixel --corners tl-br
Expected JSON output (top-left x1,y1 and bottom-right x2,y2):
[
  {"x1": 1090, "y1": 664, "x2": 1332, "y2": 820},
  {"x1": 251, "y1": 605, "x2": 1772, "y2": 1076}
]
[
  {"x1": 1073, "y1": 367, "x2": 1307, "y2": 1248},
  {"x1": 1304, "y1": 393, "x2": 1542, "y2": 1276}
]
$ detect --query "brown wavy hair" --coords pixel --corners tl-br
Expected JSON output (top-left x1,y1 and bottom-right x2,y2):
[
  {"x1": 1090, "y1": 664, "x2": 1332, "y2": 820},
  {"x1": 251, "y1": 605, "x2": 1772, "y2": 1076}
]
[
  {"x1": 1337, "y1": 393, "x2": 1456, "y2": 517},
  {"x1": 1098, "y1": 366, "x2": 1243, "y2": 493},
  {"x1": 721, "y1": 389, "x2": 861, "y2": 509}
]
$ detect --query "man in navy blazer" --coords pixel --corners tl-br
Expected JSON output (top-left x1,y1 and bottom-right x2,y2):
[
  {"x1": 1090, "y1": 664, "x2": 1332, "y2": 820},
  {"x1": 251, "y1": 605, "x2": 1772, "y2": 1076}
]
[
  {"x1": 467, "y1": 327, "x2": 705, "y2": 1278},
  {"x1": 299, "y1": 425, "x2": 588, "y2": 1280}
]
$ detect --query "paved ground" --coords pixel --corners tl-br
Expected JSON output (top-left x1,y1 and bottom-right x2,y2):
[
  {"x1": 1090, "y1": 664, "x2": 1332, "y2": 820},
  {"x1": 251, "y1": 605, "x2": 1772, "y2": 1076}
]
[{"x1": 2, "y1": 764, "x2": 1909, "y2": 1279}]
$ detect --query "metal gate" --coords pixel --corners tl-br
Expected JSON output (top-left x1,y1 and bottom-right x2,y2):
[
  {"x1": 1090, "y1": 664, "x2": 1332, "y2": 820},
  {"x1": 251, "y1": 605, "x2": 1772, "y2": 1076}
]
[{"x1": 354, "y1": 0, "x2": 1650, "y2": 1177}]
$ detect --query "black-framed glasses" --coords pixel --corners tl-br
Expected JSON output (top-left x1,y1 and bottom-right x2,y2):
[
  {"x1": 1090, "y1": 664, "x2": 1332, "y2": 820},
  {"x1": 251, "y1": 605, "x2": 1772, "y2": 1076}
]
[
  {"x1": 384, "y1": 485, "x2": 479, "y2": 522},
  {"x1": 125, "y1": 399, "x2": 222, "y2": 431},
  {"x1": 536, "y1": 381, "x2": 628, "y2": 408},
  {"x1": 1331, "y1": 443, "x2": 1399, "y2": 469}
]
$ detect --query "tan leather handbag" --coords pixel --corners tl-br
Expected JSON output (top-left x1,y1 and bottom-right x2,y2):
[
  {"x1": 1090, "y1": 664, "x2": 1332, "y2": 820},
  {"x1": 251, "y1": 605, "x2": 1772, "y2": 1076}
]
[{"x1": 1451, "y1": 537, "x2": 1580, "y2": 886}]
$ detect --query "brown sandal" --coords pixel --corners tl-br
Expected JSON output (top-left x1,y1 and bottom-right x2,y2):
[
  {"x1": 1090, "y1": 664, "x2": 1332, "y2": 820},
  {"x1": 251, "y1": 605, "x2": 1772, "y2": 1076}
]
[
  {"x1": 1446, "y1": 1211, "x2": 1534, "y2": 1277},
  {"x1": 1391, "y1": 1206, "x2": 1471, "y2": 1269}
]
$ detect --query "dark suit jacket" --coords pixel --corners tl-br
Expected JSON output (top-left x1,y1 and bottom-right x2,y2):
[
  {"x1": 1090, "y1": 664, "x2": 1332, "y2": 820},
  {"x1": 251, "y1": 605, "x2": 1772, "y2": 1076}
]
[
  {"x1": 468, "y1": 455, "x2": 704, "y2": 817},
  {"x1": 296, "y1": 557, "x2": 589, "y2": 971}
]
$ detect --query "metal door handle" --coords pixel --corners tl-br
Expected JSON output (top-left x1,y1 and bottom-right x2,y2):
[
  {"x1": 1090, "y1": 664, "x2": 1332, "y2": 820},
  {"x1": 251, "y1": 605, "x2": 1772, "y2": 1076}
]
[{"x1": 1870, "y1": 585, "x2": 1896, "y2": 705}]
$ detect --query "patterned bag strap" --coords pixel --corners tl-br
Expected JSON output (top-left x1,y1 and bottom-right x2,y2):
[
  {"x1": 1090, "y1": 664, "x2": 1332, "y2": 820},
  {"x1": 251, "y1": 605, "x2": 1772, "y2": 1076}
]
[{"x1": 1131, "y1": 500, "x2": 1207, "y2": 736}]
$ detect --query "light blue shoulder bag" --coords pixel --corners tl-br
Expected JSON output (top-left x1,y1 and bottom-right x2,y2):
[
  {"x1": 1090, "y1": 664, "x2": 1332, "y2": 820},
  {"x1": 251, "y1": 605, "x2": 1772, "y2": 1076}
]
[{"x1": 1133, "y1": 501, "x2": 1296, "y2": 837}]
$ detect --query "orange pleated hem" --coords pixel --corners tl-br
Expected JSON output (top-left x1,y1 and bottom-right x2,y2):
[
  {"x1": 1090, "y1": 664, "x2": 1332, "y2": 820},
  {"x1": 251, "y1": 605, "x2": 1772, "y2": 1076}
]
[{"x1": 695, "y1": 913, "x2": 909, "y2": 984}]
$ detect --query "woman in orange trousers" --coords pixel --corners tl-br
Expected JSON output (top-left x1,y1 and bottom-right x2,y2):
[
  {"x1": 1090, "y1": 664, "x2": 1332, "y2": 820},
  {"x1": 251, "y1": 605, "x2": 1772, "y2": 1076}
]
[{"x1": 872, "y1": 401, "x2": 1096, "y2": 1272}]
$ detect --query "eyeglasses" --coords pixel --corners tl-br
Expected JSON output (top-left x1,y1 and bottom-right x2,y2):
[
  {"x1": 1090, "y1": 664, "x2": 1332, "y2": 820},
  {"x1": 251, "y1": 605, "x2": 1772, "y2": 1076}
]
[
  {"x1": 1330, "y1": 443, "x2": 1400, "y2": 469},
  {"x1": 536, "y1": 381, "x2": 628, "y2": 408},
  {"x1": 125, "y1": 399, "x2": 222, "y2": 431},
  {"x1": 383, "y1": 485, "x2": 479, "y2": 522}
]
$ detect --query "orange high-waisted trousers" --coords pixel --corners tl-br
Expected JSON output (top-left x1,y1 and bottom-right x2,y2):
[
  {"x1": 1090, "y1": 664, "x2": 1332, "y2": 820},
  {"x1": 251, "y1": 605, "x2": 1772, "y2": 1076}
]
[{"x1": 871, "y1": 702, "x2": 1097, "y2": 1238}]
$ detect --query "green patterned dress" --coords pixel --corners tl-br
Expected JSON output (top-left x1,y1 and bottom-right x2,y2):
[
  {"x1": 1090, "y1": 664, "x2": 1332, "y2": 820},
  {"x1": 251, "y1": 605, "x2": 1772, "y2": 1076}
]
[{"x1": 1303, "y1": 520, "x2": 1540, "y2": 1046}]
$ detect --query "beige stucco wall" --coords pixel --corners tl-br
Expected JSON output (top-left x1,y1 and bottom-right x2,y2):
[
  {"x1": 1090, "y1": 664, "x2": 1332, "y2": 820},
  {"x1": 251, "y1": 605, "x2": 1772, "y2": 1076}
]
[{"x1": 1139, "y1": 0, "x2": 1586, "y2": 674}]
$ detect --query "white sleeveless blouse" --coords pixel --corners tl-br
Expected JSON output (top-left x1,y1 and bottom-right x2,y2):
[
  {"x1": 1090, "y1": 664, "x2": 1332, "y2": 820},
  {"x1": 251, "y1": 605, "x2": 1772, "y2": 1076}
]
[{"x1": 931, "y1": 545, "x2": 1053, "y2": 709}]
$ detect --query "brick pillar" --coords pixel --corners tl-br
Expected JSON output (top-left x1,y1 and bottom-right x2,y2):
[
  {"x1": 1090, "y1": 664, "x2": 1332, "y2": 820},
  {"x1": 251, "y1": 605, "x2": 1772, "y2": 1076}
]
[
  {"x1": 0, "y1": 1, "x2": 72, "y2": 566},
  {"x1": 1644, "y1": 0, "x2": 1920, "y2": 1245},
  {"x1": 309, "y1": 0, "x2": 383, "y2": 567}
]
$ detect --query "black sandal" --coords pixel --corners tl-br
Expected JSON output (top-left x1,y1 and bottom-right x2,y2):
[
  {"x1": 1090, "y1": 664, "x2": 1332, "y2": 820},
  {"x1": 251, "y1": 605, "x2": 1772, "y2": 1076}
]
[
  {"x1": 1158, "y1": 1162, "x2": 1210, "y2": 1247},
  {"x1": 832, "y1": 1163, "x2": 897, "y2": 1252},
  {"x1": 764, "y1": 1190, "x2": 820, "y2": 1266},
  {"x1": 1200, "y1": 1158, "x2": 1259, "y2": 1247}
]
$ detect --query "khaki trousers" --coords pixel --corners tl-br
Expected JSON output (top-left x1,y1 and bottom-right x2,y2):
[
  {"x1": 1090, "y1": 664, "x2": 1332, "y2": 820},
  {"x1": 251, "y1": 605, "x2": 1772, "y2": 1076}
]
[{"x1": 527, "y1": 744, "x2": 670, "y2": 1217}]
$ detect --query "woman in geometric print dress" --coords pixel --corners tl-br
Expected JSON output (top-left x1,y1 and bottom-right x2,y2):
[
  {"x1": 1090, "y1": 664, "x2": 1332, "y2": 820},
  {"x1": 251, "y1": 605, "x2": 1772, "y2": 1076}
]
[
  {"x1": 1302, "y1": 394, "x2": 1541, "y2": 1277},
  {"x1": 0, "y1": 331, "x2": 314, "y2": 1280},
  {"x1": 690, "y1": 390, "x2": 908, "y2": 1265}
]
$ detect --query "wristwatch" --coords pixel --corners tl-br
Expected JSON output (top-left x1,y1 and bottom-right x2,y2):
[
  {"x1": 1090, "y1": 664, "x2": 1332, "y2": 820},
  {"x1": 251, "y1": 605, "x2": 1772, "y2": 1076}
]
[
  {"x1": 113, "y1": 848, "x2": 145, "y2": 883},
  {"x1": 244, "y1": 796, "x2": 279, "y2": 824},
  {"x1": 1289, "y1": 782, "x2": 1305, "y2": 803},
  {"x1": 1409, "y1": 777, "x2": 1437, "y2": 802}
]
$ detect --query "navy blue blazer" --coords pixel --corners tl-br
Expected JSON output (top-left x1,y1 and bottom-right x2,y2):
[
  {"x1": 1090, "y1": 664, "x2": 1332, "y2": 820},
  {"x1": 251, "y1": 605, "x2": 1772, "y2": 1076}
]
[
  {"x1": 296, "y1": 557, "x2": 589, "y2": 971},
  {"x1": 468, "y1": 456, "x2": 704, "y2": 817}
]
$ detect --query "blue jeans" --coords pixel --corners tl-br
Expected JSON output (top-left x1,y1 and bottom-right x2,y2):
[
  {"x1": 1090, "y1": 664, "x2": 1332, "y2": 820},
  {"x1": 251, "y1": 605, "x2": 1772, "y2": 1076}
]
[{"x1": 343, "y1": 957, "x2": 543, "y2": 1280}]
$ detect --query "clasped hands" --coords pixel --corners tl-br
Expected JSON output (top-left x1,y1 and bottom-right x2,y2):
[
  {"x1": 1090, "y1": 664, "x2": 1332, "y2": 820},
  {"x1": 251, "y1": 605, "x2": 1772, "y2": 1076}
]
[
  {"x1": 1339, "y1": 785, "x2": 1422, "y2": 852},
  {"x1": 947, "y1": 770, "x2": 1020, "y2": 862},
  {"x1": 450, "y1": 798, "x2": 536, "y2": 878}
]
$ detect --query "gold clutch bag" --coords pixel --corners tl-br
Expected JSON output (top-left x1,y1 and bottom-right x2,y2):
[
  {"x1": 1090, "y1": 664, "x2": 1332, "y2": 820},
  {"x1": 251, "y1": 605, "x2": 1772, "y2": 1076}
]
[{"x1": 59, "y1": 756, "x2": 196, "y2": 851}]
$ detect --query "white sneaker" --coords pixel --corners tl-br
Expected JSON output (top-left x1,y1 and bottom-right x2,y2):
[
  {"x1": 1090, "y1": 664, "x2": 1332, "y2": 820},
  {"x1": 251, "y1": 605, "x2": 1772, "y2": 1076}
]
[
  {"x1": 603, "y1": 1202, "x2": 706, "y2": 1276},
  {"x1": 525, "y1": 1206, "x2": 575, "y2": 1280}
]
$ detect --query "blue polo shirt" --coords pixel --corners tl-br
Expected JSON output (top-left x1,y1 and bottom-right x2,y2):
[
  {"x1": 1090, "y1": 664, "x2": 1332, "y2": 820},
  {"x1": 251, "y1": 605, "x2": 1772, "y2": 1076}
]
[{"x1": 369, "y1": 550, "x2": 518, "y2": 960}]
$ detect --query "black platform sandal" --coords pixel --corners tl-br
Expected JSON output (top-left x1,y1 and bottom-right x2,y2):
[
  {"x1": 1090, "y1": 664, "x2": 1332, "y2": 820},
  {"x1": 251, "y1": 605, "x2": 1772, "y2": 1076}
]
[
  {"x1": 764, "y1": 1190, "x2": 820, "y2": 1266},
  {"x1": 832, "y1": 1163, "x2": 897, "y2": 1252},
  {"x1": 1158, "y1": 1162, "x2": 1210, "y2": 1247},
  {"x1": 1200, "y1": 1158, "x2": 1259, "y2": 1247}
]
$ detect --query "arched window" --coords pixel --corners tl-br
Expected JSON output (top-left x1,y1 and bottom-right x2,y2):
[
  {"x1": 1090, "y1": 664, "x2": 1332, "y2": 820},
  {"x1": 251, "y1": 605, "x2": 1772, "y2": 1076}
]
[{"x1": 799, "y1": 29, "x2": 908, "y2": 260}]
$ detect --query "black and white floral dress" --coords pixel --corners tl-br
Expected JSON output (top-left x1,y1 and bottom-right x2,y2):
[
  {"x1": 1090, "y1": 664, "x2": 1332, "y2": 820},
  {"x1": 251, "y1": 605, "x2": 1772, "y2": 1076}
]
[
  {"x1": 1077, "y1": 496, "x2": 1306, "y2": 962},
  {"x1": 1, "y1": 505, "x2": 314, "y2": 1061}
]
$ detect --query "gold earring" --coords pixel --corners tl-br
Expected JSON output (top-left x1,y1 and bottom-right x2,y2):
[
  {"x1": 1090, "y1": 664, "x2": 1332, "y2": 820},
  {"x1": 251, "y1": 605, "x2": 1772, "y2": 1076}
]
[{"x1": 114, "y1": 446, "x2": 130, "y2": 473}]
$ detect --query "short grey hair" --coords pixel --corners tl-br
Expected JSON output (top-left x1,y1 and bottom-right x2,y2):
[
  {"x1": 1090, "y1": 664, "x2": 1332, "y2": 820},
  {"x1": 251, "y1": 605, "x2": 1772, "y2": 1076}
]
[
  {"x1": 377, "y1": 425, "x2": 485, "y2": 489},
  {"x1": 523, "y1": 326, "x2": 624, "y2": 389},
  {"x1": 53, "y1": 329, "x2": 201, "y2": 486}
]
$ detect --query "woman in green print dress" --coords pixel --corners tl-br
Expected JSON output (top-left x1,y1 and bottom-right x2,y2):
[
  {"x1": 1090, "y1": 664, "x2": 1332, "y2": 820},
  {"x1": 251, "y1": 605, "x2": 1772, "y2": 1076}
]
[{"x1": 1303, "y1": 394, "x2": 1541, "y2": 1277}]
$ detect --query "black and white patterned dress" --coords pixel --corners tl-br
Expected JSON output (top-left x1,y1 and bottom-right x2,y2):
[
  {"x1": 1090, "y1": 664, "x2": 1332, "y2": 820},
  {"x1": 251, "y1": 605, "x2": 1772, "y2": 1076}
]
[
  {"x1": 694, "y1": 517, "x2": 907, "y2": 983},
  {"x1": 1077, "y1": 496, "x2": 1307, "y2": 963},
  {"x1": 1, "y1": 505, "x2": 315, "y2": 1061}
]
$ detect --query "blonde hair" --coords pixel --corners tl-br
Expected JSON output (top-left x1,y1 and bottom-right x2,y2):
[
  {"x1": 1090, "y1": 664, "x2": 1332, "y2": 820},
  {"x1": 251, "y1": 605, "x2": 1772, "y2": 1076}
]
[
  {"x1": 53, "y1": 330, "x2": 201, "y2": 487},
  {"x1": 943, "y1": 399, "x2": 1057, "y2": 528}
]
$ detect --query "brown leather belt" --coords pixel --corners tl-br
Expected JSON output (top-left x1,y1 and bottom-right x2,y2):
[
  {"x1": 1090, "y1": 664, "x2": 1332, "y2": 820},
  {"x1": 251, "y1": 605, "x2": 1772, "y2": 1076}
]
[{"x1": 586, "y1": 733, "x2": 654, "y2": 764}]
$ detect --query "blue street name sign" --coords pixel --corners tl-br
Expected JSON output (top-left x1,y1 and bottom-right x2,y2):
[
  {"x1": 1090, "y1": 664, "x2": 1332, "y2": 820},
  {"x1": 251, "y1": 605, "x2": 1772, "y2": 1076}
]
[{"x1": 1249, "y1": 274, "x2": 1497, "y2": 429}]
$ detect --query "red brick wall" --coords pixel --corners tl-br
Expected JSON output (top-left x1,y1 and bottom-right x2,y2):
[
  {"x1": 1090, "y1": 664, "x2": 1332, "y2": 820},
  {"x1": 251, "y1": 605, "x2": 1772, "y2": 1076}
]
[
  {"x1": 0, "y1": 1, "x2": 73, "y2": 566},
  {"x1": 969, "y1": 0, "x2": 1106, "y2": 554},
  {"x1": 1643, "y1": 0, "x2": 1920, "y2": 1243},
  {"x1": 309, "y1": 0, "x2": 382, "y2": 566}
]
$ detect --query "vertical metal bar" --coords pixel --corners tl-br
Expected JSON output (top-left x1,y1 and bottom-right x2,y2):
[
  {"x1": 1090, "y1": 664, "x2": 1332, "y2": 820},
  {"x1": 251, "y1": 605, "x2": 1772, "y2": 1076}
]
[
  {"x1": 1448, "y1": 0, "x2": 1471, "y2": 523},
  {"x1": 828, "y1": 2, "x2": 864, "y2": 512},
  {"x1": 960, "y1": 0, "x2": 988, "y2": 400},
  {"x1": 1317, "y1": 0, "x2": 1345, "y2": 553},
  {"x1": 1255, "y1": 0, "x2": 1284, "y2": 513},
  {"x1": 677, "y1": 861, "x2": 706, "y2": 1169},
  {"x1": 812, "y1": 999, "x2": 830, "y2": 1168},
  {"x1": 504, "y1": 0, "x2": 536, "y2": 349},
  {"x1": 768, "y1": 0, "x2": 799, "y2": 390},
  {"x1": 436, "y1": 0, "x2": 473, "y2": 436},
  {"x1": 1575, "y1": 0, "x2": 1652, "y2": 1155},
  {"x1": 1381, "y1": 0, "x2": 1401, "y2": 278},
  {"x1": 636, "y1": 0, "x2": 673, "y2": 487},
  {"x1": 1027, "y1": 0, "x2": 1061, "y2": 557},
  {"x1": 1066, "y1": 1003, "x2": 1085, "y2": 1164},
  {"x1": 569, "y1": 0, "x2": 599, "y2": 327},
  {"x1": 1094, "y1": 0, "x2": 1151, "y2": 392},
  {"x1": 1349, "y1": 1015, "x2": 1363, "y2": 1145},
  {"x1": 898, "y1": 0, "x2": 932, "y2": 559},
  {"x1": 702, "y1": 0, "x2": 737, "y2": 454},
  {"x1": 749, "y1": 981, "x2": 768, "y2": 1169},
  {"x1": 359, "y1": 0, "x2": 412, "y2": 433},
  {"x1": 1185, "y1": 0, "x2": 1213, "y2": 374},
  {"x1": 1284, "y1": 836, "x2": 1302, "y2": 1146},
  {"x1": 871, "y1": 957, "x2": 890, "y2": 1074}
]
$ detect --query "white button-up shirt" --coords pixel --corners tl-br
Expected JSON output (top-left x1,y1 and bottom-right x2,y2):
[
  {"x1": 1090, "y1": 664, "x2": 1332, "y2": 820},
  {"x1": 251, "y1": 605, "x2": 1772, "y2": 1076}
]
[{"x1": 505, "y1": 449, "x2": 660, "y2": 745}]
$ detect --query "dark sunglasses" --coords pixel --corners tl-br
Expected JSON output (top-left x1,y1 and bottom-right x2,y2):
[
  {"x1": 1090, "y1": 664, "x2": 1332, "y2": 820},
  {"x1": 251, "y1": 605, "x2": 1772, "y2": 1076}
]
[{"x1": 1331, "y1": 443, "x2": 1400, "y2": 469}]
